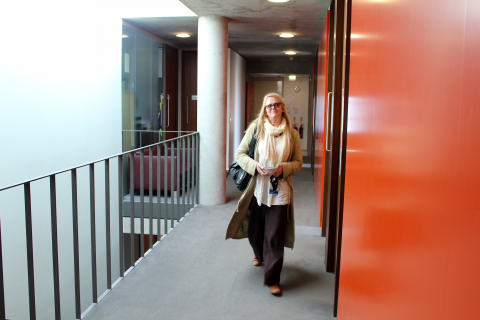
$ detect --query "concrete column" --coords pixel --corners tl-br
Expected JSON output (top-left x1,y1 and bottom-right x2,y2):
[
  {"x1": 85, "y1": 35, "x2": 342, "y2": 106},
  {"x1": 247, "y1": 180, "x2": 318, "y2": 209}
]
[{"x1": 197, "y1": 15, "x2": 228, "y2": 205}]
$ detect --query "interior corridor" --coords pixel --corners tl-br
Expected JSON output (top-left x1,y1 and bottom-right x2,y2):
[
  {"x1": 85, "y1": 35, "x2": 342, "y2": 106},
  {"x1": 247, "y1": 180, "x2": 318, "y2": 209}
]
[{"x1": 83, "y1": 167, "x2": 335, "y2": 320}]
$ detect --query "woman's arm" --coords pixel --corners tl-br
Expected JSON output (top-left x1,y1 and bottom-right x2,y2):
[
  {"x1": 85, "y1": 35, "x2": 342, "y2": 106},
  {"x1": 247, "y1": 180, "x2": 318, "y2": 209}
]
[
  {"x1": 235, "y1": 124, "x2": 258, "y2": 176},
  {"x1": 280, "y1": 130, "x2": 303, "y2": 178}
]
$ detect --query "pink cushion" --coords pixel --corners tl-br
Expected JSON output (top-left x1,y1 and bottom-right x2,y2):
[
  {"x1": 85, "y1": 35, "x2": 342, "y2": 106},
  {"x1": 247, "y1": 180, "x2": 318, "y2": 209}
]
[
  {"x1": 128, "y1": 149, "x2": 196, "y2": 192},
  {"x1": 135, "y1": 147, "x2": 159, "y2": 156}
]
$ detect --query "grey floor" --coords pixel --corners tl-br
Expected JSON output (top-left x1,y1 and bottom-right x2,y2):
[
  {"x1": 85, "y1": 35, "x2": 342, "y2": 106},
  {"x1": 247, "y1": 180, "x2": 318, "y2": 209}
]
[{"x1": 84, "y1": 168, "x2": 335, "y2": 320}]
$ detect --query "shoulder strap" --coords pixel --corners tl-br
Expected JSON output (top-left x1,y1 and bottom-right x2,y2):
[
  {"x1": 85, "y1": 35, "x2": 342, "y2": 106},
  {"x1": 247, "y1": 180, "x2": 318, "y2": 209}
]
[{"x1": 248, "y1": 128, "x2": 257, "y2": 158}]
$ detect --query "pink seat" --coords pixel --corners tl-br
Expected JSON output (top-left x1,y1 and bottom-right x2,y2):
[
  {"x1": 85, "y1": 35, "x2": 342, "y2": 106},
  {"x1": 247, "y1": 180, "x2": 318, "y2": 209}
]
[{"x1": 128, "y1": 148, "x2": 196, "y2": 192}]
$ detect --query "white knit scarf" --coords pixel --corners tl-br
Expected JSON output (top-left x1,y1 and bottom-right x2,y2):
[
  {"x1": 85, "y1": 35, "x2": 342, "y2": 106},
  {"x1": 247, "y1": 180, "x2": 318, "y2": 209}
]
[{"x1": 263, "y1": 117, "x2": 291, "y2": 167}]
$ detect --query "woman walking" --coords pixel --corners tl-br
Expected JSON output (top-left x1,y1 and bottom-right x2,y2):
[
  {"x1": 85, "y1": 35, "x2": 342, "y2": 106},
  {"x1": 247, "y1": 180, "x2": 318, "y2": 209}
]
[{"x1": 226, "y1": 93, "x2": 303, "y2": 296}]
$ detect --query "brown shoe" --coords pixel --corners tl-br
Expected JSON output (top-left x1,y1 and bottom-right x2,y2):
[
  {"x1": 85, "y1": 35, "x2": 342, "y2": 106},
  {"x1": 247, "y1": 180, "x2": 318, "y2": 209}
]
[
  {"x1": 269, "y1": 285, "x2": 282, "y2": 296},
  {"x1": 253, "y1": 257, "x2": 262, "y2": 267}
]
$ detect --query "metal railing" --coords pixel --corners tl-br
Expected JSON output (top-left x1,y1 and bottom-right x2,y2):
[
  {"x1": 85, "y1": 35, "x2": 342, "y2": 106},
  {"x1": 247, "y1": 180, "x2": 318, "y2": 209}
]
[
  {"x1": 122, "y1": 130, "x2": 169, "y2": 150},
  {"x1": 0, "y1": 131, "x2": 199, "y2": 320}
]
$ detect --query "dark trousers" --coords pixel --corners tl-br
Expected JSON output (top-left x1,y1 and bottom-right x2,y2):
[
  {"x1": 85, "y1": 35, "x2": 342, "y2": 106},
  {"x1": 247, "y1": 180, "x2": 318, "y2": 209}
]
[{"x1": 248, "y1": 196, "x2": 288, "y2": 286}]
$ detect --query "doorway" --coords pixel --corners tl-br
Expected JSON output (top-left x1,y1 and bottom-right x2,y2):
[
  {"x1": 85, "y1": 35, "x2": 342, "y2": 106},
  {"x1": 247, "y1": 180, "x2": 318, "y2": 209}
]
[
  {"x1": 182, "y1": 51, "x2": 197, "y2": 132},
  {"x1": 251, "y1": 74, "x2": 312, "y2": 159}
]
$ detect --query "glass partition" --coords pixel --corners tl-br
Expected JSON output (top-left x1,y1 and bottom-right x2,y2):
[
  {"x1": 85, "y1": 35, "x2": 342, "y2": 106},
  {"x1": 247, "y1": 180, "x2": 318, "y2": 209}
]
[{"x1": 122, "y1": 25, "x2": 164, "y2": 152}]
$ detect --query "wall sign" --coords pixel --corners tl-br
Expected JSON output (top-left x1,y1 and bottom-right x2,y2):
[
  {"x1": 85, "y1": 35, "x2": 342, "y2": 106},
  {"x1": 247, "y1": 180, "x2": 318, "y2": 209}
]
[{"x1": 284, "y1": 94, "x2": 294, "y2": 104}]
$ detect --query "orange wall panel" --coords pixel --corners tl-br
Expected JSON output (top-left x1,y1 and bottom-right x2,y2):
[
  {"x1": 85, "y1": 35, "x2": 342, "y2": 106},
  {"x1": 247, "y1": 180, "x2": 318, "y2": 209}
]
[
  {"x1": 339, "y1": 0, "x2": 480, "y2": 319},
  {"x1": 443, "y1": 0, "x2": 480, "y2": 314}
]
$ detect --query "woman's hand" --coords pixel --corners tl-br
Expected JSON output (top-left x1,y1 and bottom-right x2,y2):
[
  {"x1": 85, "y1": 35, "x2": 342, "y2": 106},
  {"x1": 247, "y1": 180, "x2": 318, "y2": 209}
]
[
  {"x1": 256, "y1": 162, "x2": 269, "y2": 176},
  {"x1": 273, "y1": 164, "x2": 283, "y2": 177}
]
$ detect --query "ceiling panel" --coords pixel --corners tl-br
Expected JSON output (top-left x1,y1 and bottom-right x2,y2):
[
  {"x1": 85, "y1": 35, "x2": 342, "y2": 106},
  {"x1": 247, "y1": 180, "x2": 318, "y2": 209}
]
[{"x1": 123, "y1": 0, "x2": 330, "y2": 59}]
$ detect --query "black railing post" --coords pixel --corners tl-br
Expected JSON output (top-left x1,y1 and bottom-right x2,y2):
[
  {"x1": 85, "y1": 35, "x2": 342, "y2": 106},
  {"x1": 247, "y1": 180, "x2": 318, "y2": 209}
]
[
  {"x1": 71, "y1": 169, "x2": 81, "y2": 319},
  {"x1": 49, "y1": 176, "x2": 61, "y2": 320},
  {"x1": 129, "y1": 153, "x2": 135, "y2": 267},
  {"x1": 140, "y1": 150, "x2": 145, "y2": 257},
  {"x1": 105, "y1": 160, "x2": 112, "y2": 289},
  {"x1": 170, "y1": 141, "x2": 175, "y2": 229},
  {"x1": 164, "y1": 143, "x2": 169, "y2": 235},
  {"x1": 0, "y1": 215, "x2": 6, "y2": 320},
  {"x1": 182, "y1": 137, "x2": 186, "y2": 217},
  {"x1": 148, "y1": 147, "x2": 153, "y2": 249},
  {"x1": 187, "y1": 135, "x2": 191, "y2": 211},
  {"x1": 157, "y1": 144, "x2": 161, "y2": 240},
  {"x1": 24, "y1": 183, "x2": 36, "y2": 320},
  {"x1": 176, "y1": 139, "x2": 181, "y2": 222},
  {"x1": 89, "y1": 164, "x2": 98, "y2": 303},
  {"x1": 196, "y1": 133, "x2": 200, "y2": 204},
  {"x1": 191, "y1": 134, "x2": 195, "y2": 209},
  {"x1": 118, "y1": 156, "x2": 124, "y2": 276}
]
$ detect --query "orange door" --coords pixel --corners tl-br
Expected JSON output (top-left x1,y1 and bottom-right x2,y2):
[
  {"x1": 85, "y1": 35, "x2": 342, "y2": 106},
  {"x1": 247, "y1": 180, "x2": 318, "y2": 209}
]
[{"x1": 338, "y1": 0, "x2": 480, "y2": 319}]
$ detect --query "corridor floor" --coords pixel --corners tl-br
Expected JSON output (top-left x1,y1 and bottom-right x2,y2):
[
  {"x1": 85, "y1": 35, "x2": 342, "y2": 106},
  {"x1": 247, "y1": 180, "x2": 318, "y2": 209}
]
[{"x1": 84, "y1": 168, "x2": 336, "y2": 320}]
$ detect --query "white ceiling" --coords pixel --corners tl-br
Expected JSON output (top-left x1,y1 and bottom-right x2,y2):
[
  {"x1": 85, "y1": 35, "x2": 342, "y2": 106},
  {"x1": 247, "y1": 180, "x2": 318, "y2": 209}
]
[{"x1": 123, "y1": 0, "x2": 330, "y2": 59}]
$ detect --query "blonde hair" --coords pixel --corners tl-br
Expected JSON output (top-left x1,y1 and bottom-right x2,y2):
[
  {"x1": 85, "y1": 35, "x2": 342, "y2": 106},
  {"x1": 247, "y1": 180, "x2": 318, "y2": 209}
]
[{"x1": 248, "y1": 92, "x2": 293, "y2": 141}]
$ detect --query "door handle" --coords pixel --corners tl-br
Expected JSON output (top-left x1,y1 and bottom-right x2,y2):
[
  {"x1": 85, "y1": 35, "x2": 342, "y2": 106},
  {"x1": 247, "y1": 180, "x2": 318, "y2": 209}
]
[
  {"x1": 326, "y1": 92, "x2": 333, "y2": 152},
  {"x1": 186, "y1": 96, "x2": 189, "y2": 125},
  {"x1": 167, "y1": 94, "x2": 170, "y2": 127}
]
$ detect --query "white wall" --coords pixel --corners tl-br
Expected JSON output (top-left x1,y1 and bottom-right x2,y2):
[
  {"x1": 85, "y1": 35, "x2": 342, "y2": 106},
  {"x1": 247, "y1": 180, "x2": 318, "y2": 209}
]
[
  {"x1": 226, "y1": 49, "x2": 246, "y2": 168},
  {"x1": 283, "y1": 76, "x2": 311, "y2": 154},
  {"x1": 0, "y1": 4, "x2": 122, "y2": 187},
  {"x1": 0, "y1": 1, "x2": 122, "y2": 319}
]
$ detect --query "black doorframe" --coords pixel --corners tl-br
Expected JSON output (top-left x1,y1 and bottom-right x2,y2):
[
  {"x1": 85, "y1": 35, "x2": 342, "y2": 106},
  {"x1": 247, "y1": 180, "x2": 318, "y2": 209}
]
[
  {"x1": 324, "y1": 0, "x2": 347, "y2": 274},
  {"x1": 319, "y1": 0, "x2": 352, "y2": 315},
  {"x1": 164, "y1": 44, "x2": 178, "y2": 141},
  {"x1": 321, "y1": 5, "x2": 336, "y2": 239},
  {"x1": 333, "y1": 0, "x2": 352, "y2": 316}
]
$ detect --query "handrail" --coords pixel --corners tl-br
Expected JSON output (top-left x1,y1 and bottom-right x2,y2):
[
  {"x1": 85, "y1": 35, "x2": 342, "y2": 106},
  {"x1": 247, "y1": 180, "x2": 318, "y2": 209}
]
[
  {"x1": 0, "y1": 132, "x2": 198, "y2": 192},
  {"x1": 0, "y1": 131, "x2": 200, "y2": 320},
  {"x1": 122, "y1": 130, "x2": 195, "y2": 133}
]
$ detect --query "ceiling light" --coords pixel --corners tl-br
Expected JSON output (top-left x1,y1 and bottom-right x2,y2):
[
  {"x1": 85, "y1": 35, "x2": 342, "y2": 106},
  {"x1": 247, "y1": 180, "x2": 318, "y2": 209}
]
[
  {"x1": 122, "y1": 34, "x2": 129, "y2": 38},
  {"x1": 176, "y1": 33, "x2": 190, "y2": 38},
  {"x1": 268, "y1": 0, "x2": 290, "y2": 2},
  {"x1": 280, "y1": 33, "x2": 294, "y2": 38},
  {"x1": 285, "y1": 51, "x2": 296, "y2": 55}
]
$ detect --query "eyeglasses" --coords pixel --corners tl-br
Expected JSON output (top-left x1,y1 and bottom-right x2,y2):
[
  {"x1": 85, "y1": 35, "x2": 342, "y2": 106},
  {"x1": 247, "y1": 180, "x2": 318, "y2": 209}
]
[{"x1": 265, "y1": 103, "x2": 282, "y2": 110}]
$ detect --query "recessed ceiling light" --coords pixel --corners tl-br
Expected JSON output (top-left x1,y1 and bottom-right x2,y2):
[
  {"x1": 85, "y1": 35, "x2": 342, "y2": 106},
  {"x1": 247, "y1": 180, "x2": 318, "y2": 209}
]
[
  {"x1": 268, "y1": 0, "x2": 290, "y2": 2},
  {"x1": 122, "y1": 34, "x2": 129, "y2": 38},
  {"x1": 280, "y1": 33, "x2": 294, "y2": 38},
  {"x1": 176, "y1": 33, "x2": 190, "y2": 38},
  {"x1": 285, "y1": 51, "x2": 296, "y2": 55}
]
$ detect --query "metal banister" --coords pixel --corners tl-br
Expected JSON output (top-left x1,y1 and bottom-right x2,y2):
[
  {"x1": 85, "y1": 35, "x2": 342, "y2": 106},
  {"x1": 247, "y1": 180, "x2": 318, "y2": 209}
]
[
  {"x1": 0, "y1": 131, "x2": 200, "y2": 320},
  {"x1": 0, "y1": 132, "x2": 198, "y2": 192}
]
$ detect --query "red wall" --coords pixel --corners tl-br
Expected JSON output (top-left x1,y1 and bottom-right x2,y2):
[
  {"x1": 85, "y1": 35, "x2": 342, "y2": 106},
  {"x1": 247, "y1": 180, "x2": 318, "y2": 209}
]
[
  {"x1": 314, "y1": 12, "x2": 330, "y2": 226},
  {"x1": 339, "y1": 0, "x2": 480, "y2": 319}
]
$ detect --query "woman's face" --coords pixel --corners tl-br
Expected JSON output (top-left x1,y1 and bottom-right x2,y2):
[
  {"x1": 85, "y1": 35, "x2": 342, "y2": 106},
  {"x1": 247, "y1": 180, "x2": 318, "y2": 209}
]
[{"x1": 265, "y1": 96, "x2": 284, "y2": 125}]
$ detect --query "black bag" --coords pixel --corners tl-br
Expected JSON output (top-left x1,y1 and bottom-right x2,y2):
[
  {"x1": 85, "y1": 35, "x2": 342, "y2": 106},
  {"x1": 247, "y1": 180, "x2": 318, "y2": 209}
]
[{"x1": 229, "y1": 128, "x2": 257, "y2": 191}]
